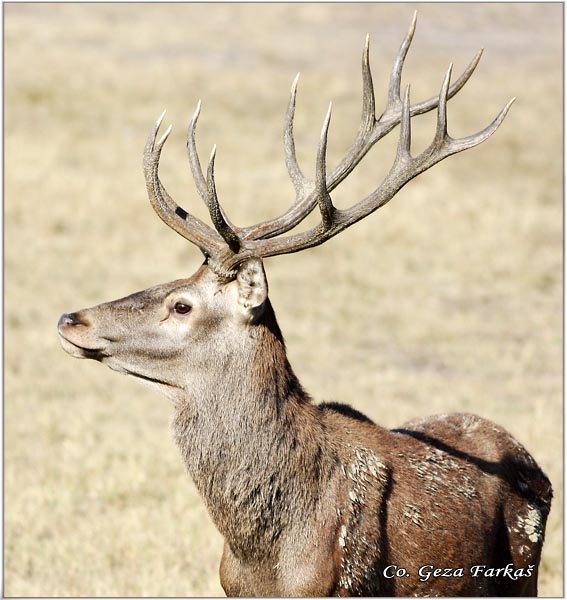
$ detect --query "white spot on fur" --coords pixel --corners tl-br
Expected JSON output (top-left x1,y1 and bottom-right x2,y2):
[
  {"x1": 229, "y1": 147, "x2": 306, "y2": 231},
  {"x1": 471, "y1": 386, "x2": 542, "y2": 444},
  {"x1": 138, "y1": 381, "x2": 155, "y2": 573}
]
[
  {"x1": 337, "y1": 447, "x2": 387, "y2": 591},
  {"x1": 338, "y1": 525, "x2": 347, "y2": 548},
  {"x1": 406, "y1": 448, "x2": 478, "y2": 499},
  {"x1": 462, "y1": 414, "x2": 480, "y2": 431},
  {"x1": 516, "y1": 506, "x2": 544, "y2": 544},
  {"x1": 403, "y1": 503, "x2": 423, "y2": 526}
]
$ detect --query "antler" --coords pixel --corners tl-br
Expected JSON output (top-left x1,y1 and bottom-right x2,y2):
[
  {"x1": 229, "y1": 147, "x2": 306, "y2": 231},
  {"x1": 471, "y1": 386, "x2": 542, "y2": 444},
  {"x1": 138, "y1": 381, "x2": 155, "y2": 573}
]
[
  {"x1": 144, "y1": 111, "x2": 226, "y2": 259},
  {"x1": 143, "y1": 13, "x2": 514, "y2": 276},
  {"x1": 240, "y1": 13, "x2": 485, "y2": 241}
]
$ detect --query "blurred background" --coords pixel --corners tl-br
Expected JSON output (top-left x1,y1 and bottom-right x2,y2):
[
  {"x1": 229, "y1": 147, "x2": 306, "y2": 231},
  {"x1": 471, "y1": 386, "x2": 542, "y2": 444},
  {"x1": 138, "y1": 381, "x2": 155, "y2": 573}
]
[{"x1": 5, "y1": 3, "x2": 562, "y2": 596}]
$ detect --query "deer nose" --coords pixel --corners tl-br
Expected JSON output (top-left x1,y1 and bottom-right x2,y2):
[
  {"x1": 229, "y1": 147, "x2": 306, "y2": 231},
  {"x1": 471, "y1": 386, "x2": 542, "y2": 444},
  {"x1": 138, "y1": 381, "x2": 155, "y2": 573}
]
[{"x1": 58, "y1": 312, "x2": 89, "y2": 329}]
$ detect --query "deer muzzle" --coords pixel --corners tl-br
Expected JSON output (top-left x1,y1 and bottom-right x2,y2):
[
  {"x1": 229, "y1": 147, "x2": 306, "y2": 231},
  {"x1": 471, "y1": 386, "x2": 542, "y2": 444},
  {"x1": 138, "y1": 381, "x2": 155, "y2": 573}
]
[{"x1": 57, "y1": 311, "x2": 108, "y2": 360}]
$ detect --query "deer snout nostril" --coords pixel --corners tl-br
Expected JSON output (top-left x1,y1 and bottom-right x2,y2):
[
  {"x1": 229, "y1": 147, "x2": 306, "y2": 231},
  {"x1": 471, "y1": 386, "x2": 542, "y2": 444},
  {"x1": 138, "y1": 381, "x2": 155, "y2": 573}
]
[{"x1": 58, "y1": 312, "x2": 90, "y2": 328}]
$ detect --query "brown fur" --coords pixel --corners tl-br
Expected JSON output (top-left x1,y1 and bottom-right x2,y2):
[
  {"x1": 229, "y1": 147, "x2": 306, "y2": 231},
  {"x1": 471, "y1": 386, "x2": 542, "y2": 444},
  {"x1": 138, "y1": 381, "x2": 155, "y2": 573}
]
[
  {"x1": 58, "y1": 260, "x2": 552, "y2": 596},
  {"x1": 57, "y1": 19, "x2": 550, "y2": 595}
]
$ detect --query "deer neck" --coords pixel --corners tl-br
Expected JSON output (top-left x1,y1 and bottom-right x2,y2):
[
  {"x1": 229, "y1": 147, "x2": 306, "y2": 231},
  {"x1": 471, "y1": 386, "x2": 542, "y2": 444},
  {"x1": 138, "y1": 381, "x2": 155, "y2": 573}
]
[{"x1": 172, "y1": 302, "x2": 332, "y2": 560}]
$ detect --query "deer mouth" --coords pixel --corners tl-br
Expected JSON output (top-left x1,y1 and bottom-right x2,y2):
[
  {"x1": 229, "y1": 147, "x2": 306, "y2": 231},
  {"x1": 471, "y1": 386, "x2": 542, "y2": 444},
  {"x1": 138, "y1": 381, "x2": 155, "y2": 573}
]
[{"x1": 57, "y1": 331, "x2": 107, "y2": 360}]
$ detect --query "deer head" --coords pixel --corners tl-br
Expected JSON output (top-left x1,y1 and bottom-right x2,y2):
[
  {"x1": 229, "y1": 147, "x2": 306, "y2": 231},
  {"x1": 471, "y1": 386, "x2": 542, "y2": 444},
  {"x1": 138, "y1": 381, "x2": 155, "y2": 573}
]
[
  {"x1": 58, "y1": 14, "x2": 513, "y2": 400},
  {"x1": 57, "y1": 259, "x2": 273, "y2": 402}
]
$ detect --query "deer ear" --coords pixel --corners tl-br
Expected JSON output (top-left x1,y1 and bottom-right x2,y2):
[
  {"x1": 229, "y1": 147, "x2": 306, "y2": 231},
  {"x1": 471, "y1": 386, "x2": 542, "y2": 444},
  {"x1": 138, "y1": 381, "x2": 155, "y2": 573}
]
[{"x1": 236, "y1": 258, "x2": 268, "y2": 312}]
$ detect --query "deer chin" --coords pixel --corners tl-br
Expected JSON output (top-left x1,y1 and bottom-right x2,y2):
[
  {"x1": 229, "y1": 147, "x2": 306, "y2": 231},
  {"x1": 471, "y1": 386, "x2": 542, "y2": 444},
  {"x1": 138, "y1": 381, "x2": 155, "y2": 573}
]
[
  {"x1": 105, "y1": 362, "x2": 181, "y2": 394},
  {"x1": 58, "y1": 331, "x2": 107, "y2": 360}
]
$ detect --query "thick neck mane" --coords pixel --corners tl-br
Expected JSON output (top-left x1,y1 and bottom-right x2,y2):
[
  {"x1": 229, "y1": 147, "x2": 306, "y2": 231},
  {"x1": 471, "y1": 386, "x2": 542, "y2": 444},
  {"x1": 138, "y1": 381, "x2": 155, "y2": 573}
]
[{"x1": 172, "y1": 300, "x2": 333, "y2": 560}]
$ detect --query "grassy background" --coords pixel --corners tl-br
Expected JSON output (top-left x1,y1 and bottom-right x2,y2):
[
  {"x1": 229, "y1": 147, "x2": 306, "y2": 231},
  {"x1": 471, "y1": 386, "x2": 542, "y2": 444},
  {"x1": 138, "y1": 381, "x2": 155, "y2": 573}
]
[{"x1": 5, "y1": 3, "x2": 562, "y2": 596}]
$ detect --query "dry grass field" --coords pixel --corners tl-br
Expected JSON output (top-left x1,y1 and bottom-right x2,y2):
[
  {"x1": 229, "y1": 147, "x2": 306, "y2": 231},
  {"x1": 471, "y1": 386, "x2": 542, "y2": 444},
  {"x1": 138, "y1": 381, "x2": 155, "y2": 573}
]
[{"x1": 4, "y1": 3, "x2": 562, "y2": 597}]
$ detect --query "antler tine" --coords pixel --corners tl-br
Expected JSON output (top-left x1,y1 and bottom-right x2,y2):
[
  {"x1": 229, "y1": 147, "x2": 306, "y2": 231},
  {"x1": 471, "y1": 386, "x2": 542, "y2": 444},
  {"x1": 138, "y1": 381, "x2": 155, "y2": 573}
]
[
  {"x1": 327, "y1": 18, "x2": 417, "y2": 182},
  {"x1": 434, "y1": 64, "x2": 452, "y2": 146},
  {"x1": 206, "y1": 146, "x2": 242, "y2": 253},
  {"x1": 360, "y1": 34, "x2": 376, "y2": 135},
  {"x1": 315, "y1": 102, "x2": 335, "y2": 229},
  {"x1": 416, "y1": 65, "x2": 515, "y2": 168},
  {"x1": 445, "y1": 97, "x2": 516, "y2": 155},
  {"x1": 396, "y1": 85, "x2": 412, "y2": 163},
  {"x1": 143, "y1": 112, "x2": 225, "y2": 259},
  {"x1": 144, "y1": 109, "x2": 167, "y2": 156},
  {"x1": 238, "y1": 73, "x2": 315, "y2": 243},
  {"x1": 187, "y1": 100, "x2": 210, "y2": 206},
  {"x1": 410, "y1": 48, "x2": 483, "y2": 119},
  {"x1": 384, "y1": 10, "x2": 417, "y2": 117},
  {"x1": 283, "y1": 73, "x2": 312, "y2": 196}
]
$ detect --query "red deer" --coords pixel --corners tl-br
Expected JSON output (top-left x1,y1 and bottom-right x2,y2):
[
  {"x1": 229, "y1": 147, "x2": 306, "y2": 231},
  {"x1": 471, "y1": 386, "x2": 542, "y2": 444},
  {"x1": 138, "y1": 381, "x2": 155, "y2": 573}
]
[{"x1": 58, "y1": 15, "x2": 551, "y2": 597}]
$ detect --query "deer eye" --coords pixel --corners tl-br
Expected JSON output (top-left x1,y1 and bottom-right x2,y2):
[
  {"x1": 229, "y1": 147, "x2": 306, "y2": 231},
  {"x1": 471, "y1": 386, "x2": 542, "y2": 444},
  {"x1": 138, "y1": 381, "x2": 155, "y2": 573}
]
[{"x1": 173, "y1": 302, "x2": 192, "y2": 315}]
